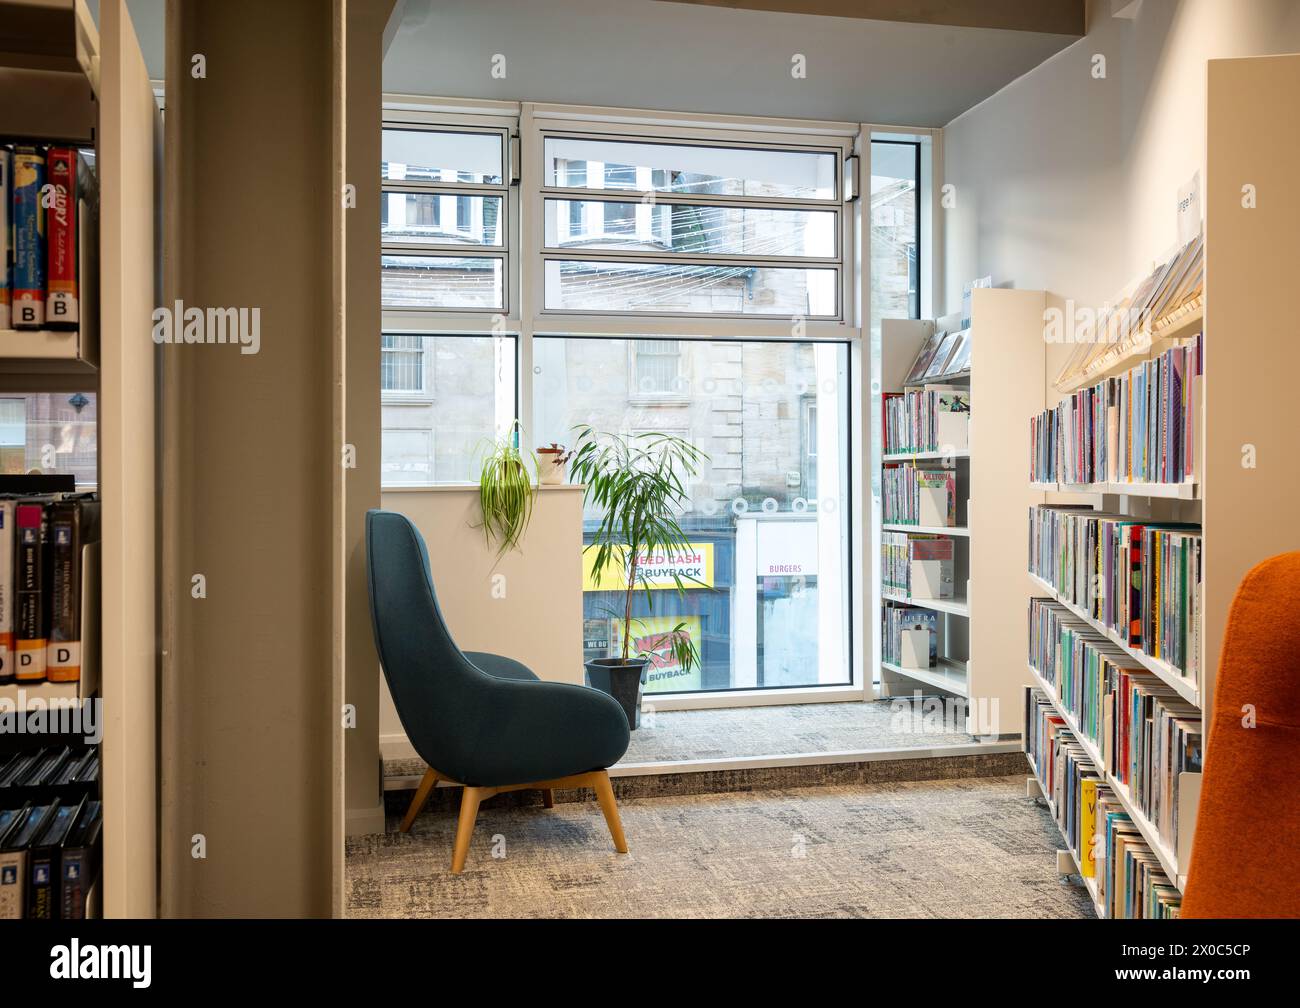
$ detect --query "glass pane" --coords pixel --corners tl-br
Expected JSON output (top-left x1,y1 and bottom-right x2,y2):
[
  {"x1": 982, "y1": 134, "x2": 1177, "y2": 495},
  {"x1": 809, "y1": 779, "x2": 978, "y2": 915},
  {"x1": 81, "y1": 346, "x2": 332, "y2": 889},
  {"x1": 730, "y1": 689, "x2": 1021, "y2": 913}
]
[
  {"x1": 381, "y1": 255, "x2": 504, "y2": 310},
  {"x1": 533, "y1": 337, "x2": 850, "y2": 693},
  {"x1": 381, "y1": 335, "x2": 516, "y2": 485},
  {"x1": 544, "y1": 260, "x2": 837, "y2": 316},
  {"x1": 382, "y1": 129, "x2": 503, "y2": 184},
  {"x1": 869, "y1": 141, "x2": 919, "y2": 327},
  {"x1": 544, "y1": 137, "x2": 837, "y2": 199},
  {"x1": 0, "y1": 392, "x2": 97, "y2": 487},
  {"x1": 544, "y1": 200, "x2": 835, "y2": 257},
  {"x1": 381, "y1": 193, "x2": 503, "y2": 247}
]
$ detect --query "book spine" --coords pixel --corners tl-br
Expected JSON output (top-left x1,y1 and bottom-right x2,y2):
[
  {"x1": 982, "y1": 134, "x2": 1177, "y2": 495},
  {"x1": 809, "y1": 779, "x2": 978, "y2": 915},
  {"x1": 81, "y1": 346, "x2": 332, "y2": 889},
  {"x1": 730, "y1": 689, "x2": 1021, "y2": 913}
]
[
  {"x1": 60, "y1": 847, "x2": 88, "y2": 919},
  {"x1": 0, "y1": 501, "x2": 13, "y2": 685},
  {"x1": 45, "y1": 147, "x2": 79, "y2": 329},
  {"x1": 0, "y1": 850, "x2": 26, "y2": 919},
  {"x1": 27, "y1": 848, "x2": 58, "y2": 919},
  {"x1": 11, "y1": 147, "x2": 46, "y2": 329},
  {"x1": 0, "y1": 147, "x2": 10, "y2": 330},
  {"x1": 15, "y1": 502, "x2": 48, "y2": 683},
  {"x1": 47, "y1": 502, "x2": 84, "y2": 682}
]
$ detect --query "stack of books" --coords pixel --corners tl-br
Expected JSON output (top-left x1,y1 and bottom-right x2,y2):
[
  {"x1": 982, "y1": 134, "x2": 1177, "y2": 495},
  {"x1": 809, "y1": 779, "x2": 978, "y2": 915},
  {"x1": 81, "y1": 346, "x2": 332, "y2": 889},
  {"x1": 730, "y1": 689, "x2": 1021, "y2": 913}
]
[
  {"x1": 1028, "y1": 598, "x2": 1202, "y2": 861},
  {"x1": 1025, "y1": 689, "x2": 1183, "y2": 918},
  {"x1": 1029, "y1": 336, "x2": 1201, "y2": 486},
  {"x1": 881, "y1": 605, "x2": 936, "y2": 667},
  {"x1": 882, "y1": 532, "x2": 954, "y2": 599},
  {"x1": 0, "y1": 794, "x2": 102, "y2": 919},
  {"x1": 1027, "y1": 504, "x2": 1201, "y2": 685},
  {"x1": 883, "y1": 464, "x2": 957, "y2": 526},
  {"x1": 0, "y1": 144, "x2": 94, "y2": 331},
  {"x1": 883, "y1": 387, "x2": 970, "y2": 455},
  {"x1": 0, "y1": 494, "x2": 100, "y2": 687}
]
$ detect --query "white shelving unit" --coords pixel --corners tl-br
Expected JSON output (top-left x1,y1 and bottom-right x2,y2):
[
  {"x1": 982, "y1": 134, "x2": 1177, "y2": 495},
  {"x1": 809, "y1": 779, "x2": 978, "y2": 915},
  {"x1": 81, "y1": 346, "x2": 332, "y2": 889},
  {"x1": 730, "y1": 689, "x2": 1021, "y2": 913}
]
[
  {"x1": 877, "y1": 290, "x2": 1047, "y2": 733},
  {"x1": 0, "y1": 0, "x2": 158, "y2": 919}
]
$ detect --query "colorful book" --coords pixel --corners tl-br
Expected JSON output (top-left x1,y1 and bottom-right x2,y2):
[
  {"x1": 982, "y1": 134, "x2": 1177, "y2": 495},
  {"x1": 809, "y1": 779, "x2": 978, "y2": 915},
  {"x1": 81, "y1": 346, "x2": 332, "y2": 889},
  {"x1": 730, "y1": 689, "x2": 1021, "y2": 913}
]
[
  {"x1": 11, "y1": 147, "x2": 46, "y2": 329},
  {"x1": 45, "y1": 147, "x2": 80, "y2": 329},
  {"x1": 47, "y1": 498, "x2": 100, "y2": 682},
  {"x1": 14, "y1": 501, "x2": 49, "y2": 683},
  {"x1": 0, "y1": 500, "x2": 14, "y2": 685}
]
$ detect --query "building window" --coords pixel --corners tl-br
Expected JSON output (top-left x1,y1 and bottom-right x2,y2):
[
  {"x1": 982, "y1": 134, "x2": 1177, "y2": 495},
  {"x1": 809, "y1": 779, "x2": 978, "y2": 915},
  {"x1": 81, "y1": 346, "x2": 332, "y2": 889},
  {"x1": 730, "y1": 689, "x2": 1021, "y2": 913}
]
[
  {"x1": 381, "y1": 334, "x2": 426, "y2": 394},
  {"x1": 381, "y1": 334, "x2": 517, "y2": 486},
  {"x1": 631, "y1": 339, "x2": 683, "y2": 398},
  {"x1": 533, "y1": 336, "x2": 851, "y2": 695}
]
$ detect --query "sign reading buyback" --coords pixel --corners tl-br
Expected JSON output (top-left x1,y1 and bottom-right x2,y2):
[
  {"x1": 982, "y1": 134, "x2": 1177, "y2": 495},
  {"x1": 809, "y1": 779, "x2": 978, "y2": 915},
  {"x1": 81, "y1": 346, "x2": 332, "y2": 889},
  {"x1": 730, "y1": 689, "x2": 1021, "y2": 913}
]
[{"x1": 582, "y1": 544, "x2": 714, "y2": 592}]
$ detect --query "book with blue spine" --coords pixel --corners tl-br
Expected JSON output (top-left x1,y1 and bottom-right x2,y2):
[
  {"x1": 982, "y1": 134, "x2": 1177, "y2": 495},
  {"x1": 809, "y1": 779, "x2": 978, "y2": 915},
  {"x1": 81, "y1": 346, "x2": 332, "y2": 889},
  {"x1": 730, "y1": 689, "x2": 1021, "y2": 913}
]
[
  {"x1": 11, "y1": 147, "x2": 47, "y2": 329},
  {"x1": 0, "y1": 147, "x2": 10, "y2": 329}
]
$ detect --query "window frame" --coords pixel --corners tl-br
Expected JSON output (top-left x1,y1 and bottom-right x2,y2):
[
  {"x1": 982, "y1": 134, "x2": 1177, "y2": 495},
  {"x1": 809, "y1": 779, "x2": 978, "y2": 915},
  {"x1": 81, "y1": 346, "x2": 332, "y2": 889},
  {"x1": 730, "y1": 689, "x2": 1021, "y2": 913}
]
[
  {"x1": 532, "y1": 120, "x2": 853, "y2": 323},
  {"x1": 378, "y1": 97, "x2": 937, "y2": 710},
  {"x1": 381, "y1": 116, "x2": 515, "y2": 315}
]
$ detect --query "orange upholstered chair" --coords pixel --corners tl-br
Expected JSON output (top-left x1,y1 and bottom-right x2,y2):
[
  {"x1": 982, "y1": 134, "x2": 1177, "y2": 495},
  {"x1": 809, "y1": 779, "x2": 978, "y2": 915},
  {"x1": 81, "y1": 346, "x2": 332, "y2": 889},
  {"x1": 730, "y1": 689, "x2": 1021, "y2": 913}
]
[{"x1": 1182, "y1": 551, "x2": 1300, "y2": 918}]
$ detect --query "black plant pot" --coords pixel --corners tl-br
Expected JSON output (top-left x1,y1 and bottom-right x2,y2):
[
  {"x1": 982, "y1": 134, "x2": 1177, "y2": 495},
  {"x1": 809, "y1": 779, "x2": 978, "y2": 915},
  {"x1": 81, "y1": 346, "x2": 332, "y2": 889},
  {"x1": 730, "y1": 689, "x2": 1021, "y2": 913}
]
[{"x1": 585, "y1": 657, "x2": 649, "y2": 730}]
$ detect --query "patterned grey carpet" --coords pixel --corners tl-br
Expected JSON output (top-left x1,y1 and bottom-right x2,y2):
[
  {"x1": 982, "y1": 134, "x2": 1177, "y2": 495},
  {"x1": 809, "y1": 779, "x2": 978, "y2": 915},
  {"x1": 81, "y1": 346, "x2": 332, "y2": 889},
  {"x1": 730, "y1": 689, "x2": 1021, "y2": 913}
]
[{"x1": 346, "y1": 774, "x2": 1095, "y2": 919}]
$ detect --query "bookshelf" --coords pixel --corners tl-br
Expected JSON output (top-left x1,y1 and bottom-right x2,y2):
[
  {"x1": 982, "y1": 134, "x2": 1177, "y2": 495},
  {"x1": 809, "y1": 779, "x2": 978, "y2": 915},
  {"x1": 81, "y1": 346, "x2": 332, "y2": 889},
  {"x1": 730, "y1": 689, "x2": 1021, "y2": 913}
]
[
  {"x1": 877, "y1": 290, "x2": 1046, "y2": 731},
  {"x1": 0, "y1": 0, "x2": 158, "y2": 918},
  {"x1": 1017, "y1": 53, "x2": 1300, "y2": 916}
]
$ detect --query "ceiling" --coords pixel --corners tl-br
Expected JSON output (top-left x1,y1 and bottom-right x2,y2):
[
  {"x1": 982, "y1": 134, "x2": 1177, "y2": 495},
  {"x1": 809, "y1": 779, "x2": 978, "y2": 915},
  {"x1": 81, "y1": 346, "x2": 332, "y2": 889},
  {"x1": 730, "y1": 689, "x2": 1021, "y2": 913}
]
[
  {"x1": 96, "y1": 0, "x2": 1082, "y2": 129},
  {"x1": 383, "y1": 0, "x2": 1082, "y2": 127}
]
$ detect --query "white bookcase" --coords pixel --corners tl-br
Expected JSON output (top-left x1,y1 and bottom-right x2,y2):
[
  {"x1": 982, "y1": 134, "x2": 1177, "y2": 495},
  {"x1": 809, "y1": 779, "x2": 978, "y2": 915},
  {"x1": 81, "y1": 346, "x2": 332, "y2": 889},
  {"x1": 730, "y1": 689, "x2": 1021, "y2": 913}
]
[
  {"x1": 0, "y1": 0, "x2": 158, "y2": 918},
  {"x1": 877, "y1": 289, "x2": 1046, "y2": 736},
  {"x1": 1018, "y1": 52, "x2": 1300, "y2": 913}
]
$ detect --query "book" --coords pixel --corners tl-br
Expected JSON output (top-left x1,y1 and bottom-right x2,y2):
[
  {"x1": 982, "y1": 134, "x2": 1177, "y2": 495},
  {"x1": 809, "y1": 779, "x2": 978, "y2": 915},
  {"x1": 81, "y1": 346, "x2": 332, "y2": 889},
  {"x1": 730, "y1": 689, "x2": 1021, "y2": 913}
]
[
  {"x1": 0, "y1": 802, "x2": 58, "y2": 919},
  {"x1": 0, "y1": 147, "x2": 9, "y2": 329},
  {"x1": 47, "y1": 498, "x2": 100, "y2": 682},
  {"x1": 14, "y1": 501, "x2": 49, "y2": 683},
  {"x1": 11, "y1": 147, "x2": 46, "y2": 329},
  {"x1": 923, "y1": 331, "x2": 961, "y2": 380},
  {"x1": 45, "y1": 147, "x2": 80, "y2": 330},
  {"x1": 27, "y1": 795, "x2": 84, "y2": 919},
  {"x1": 60, "y1": 799, "x2": 102, "y2": 919},
  {"x1": 904, "y1": 331, "x2": 945, "y2": 386},
  {"x1": 0, "y1": 501, "x2": 14, "y2": 685},
  {"x1": 943, "y1": 329, "x2": 972, "y2": 375}
]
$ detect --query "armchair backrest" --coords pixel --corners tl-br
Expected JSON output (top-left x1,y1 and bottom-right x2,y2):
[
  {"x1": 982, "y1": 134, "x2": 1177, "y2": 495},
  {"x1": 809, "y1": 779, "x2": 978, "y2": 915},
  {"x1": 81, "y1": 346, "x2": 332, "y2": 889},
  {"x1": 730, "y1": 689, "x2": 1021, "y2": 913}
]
[{"x1": 365, "y1": 508, "x2": 490, "y2": 774}]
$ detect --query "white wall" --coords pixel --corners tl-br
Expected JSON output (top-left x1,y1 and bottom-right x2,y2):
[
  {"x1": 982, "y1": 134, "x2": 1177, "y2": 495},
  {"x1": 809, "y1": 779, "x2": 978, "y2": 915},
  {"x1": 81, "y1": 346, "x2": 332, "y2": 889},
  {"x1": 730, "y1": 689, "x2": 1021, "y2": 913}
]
[
  {"x1": 942, "y1": 0, "x2": 1300, "y2": 311},
  {"x1": 377, "y1": 485, "x2": 585, "y2": 762}
]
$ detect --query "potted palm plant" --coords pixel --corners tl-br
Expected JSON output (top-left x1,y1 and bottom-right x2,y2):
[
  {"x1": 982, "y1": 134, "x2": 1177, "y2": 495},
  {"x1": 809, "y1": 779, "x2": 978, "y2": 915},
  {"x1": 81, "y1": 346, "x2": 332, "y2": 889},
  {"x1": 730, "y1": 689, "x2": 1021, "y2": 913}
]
[{"x1": 568, "y1": 425, "x2": 709, "y2": 729}]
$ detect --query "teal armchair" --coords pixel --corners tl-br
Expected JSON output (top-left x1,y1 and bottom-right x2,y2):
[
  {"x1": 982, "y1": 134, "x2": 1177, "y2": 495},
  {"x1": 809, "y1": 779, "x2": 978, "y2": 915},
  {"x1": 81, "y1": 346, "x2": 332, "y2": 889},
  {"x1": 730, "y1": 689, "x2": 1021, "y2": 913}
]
[{"x1": 365, "y1": 509, "x2": 630, "y2": 872}]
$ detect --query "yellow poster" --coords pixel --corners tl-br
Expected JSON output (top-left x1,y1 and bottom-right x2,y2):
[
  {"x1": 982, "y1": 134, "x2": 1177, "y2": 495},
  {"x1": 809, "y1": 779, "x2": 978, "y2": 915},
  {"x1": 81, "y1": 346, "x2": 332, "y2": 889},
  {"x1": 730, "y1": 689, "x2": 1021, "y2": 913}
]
[
  {"x1": 582, "y1": 543, "x2": 713, "y2": 592},
  {"x1": 616, "y1": 615, "x2": 703, "y2": 694}
]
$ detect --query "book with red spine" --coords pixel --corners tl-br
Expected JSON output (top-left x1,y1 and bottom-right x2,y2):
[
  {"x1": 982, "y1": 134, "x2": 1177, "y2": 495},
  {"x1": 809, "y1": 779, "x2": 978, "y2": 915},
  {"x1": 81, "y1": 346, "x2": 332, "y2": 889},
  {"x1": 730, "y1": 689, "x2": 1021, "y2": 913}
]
[{"x1": 45, "y1": 147, "x2": 79, "y2": 330}]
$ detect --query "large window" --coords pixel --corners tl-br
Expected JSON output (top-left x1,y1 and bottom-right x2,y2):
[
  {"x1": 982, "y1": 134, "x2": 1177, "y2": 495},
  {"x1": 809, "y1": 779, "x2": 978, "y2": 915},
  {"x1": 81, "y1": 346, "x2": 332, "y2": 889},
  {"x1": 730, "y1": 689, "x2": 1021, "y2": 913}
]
[
  {"x1": 533, "y1": 337, "x2": 851, "y2": 693},
  {"x1": 541, "y1": 134, "x2": 843, "y2": 319},
  {"x1": 378, "y1": 107, "x2": 931, "y2": 701}
]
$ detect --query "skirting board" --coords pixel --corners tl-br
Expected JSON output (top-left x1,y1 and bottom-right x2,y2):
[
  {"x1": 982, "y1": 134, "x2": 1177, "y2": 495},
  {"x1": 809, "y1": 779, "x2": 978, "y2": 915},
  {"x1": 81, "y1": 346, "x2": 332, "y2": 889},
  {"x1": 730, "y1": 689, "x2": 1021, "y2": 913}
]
[{"x1": 346, "y1": 800, "x2": 387, "y2": 837}]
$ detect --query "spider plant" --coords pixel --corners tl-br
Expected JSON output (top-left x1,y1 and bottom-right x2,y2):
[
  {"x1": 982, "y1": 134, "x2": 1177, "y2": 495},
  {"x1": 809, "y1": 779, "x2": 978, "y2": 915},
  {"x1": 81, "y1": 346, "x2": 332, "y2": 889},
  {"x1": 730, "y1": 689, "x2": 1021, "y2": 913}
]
[
  {"x1": 476, "y1": 420, "x2": 536, "y2": 559},
  {"x1": 568, "y1": 425, "x2": 710, "y2": 671}
]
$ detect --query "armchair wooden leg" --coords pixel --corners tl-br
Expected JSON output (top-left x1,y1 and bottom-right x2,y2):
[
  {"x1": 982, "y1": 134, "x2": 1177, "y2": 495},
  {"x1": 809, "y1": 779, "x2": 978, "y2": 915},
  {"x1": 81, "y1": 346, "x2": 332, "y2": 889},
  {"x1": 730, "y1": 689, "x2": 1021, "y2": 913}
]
[
  {"x1": 541, "y1": 788, "x2": 554, "y2": 809},
  {"x1": 451, "y1": 787, "x2": 483, "y2": 874},
  {"x1": 400, "y1": 768, "x2": 440, "y2": 833},
  {"x1": 592, "y1": 771, "x2": 629, "y2": 854}
]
